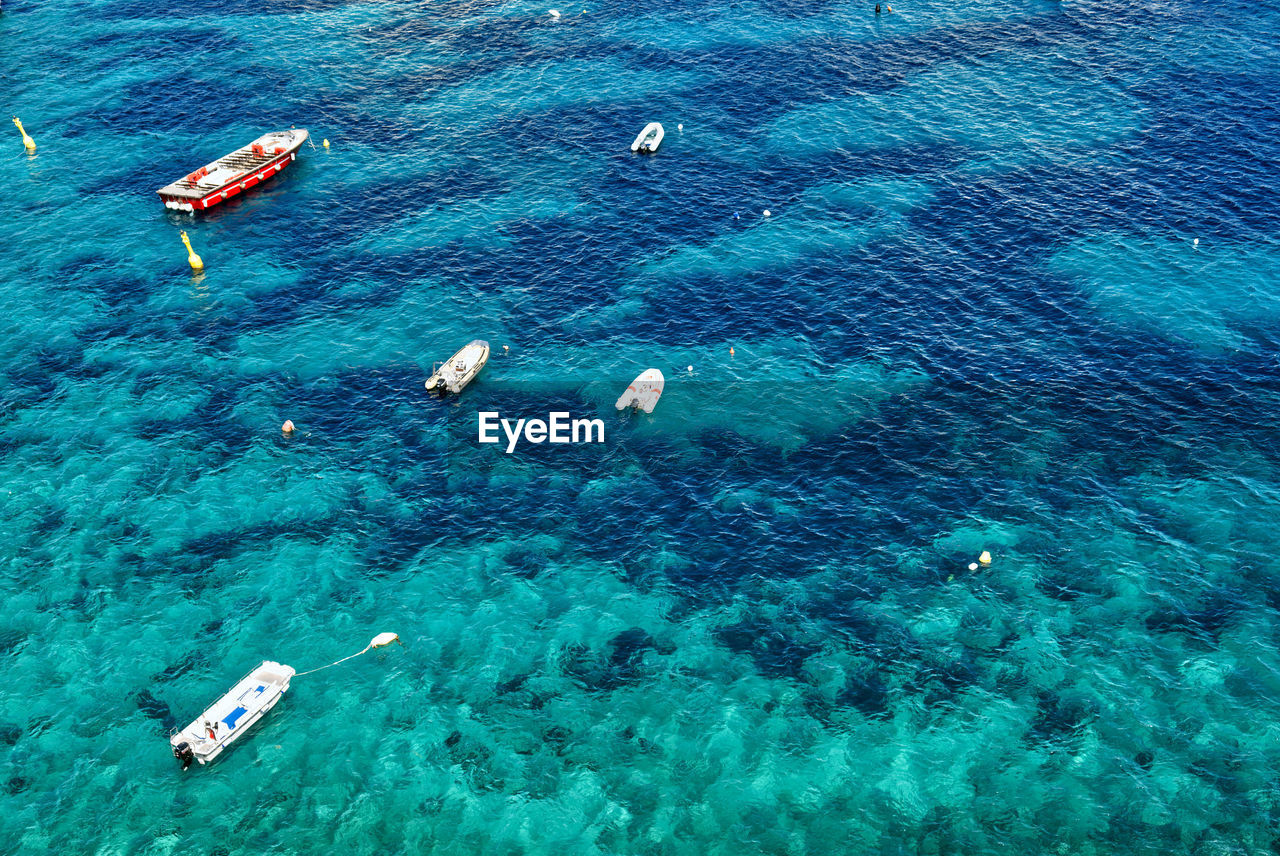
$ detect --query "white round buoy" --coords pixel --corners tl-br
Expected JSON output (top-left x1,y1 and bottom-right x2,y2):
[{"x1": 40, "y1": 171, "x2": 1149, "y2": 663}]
[
  {"x1": 763, "y1": 209, "x2": 771, "y2": 217},
  {"x1": 968, "y1": 563, "x2": 979, "y2": 572},
  {"x1": 677, "y1": 123, "x2": 683, "y2": 131},
  {"x1": 549, "y1": 8, "x2": 561, "y2": 17},
  {"x1": 1193, "y1": 238, "x2": 1199, "y2": 246},
  {"x1": 371, "y1": 632, "x2": 400, "y2": 648},
  {"x1": 687, "y1": 365, "x2": 693, "y2": 372},
  {"x1": 503, "y1": 344, "x2": 510, "y2": 353}
]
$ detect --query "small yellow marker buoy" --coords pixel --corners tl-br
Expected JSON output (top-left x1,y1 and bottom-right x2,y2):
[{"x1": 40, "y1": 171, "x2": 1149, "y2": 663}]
[
  {"x1": 12, "y1": 116, "x2": 35, "y2": 151},
  {"x1": 322, "y1": 138, "x2": 330, "y2": 149},
  {"x1": 978, "y1": 550, "x2": 992, "y2": 566},
  {"x1": 282, "y1": 419, "x2": 295, "y2": 435},
  {"x1": 179, "y1": 231, "x2": 204, "y2": 271},
  {"x1": 729, "y1": 346, "x2": 735, "y2": 357}
]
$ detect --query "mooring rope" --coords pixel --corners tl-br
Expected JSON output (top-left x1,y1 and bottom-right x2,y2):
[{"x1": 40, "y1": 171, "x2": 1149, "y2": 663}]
[{"x1": 294, "y1": 632, "x2": 400, "y2": 677}]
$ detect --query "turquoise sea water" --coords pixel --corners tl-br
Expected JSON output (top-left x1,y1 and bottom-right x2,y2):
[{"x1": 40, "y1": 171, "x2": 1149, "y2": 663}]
[{"x1": 3, "y1": 0, "x2": 1280, "y2": 852}]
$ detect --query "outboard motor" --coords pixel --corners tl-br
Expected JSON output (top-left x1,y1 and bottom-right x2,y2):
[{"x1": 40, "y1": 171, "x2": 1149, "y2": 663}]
[{"x1": 173, "y1": 741, "x2": 195, "y2": 771}]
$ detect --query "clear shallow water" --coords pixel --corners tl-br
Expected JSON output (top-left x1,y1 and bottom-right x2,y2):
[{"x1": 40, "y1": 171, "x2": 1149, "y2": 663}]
[{"x1": 2, "y1": 0, "x2": 1280, "y2": 852}]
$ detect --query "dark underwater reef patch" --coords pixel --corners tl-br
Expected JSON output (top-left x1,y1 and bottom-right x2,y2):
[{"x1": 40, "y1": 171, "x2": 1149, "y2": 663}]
[
  {"x1": 74, "y1": 67, "x2": 294, "y2": 137},
  {"x1": 55, "y1": 26, "x2": 243, "y2": 110},
  {"x1": 1028, "y1": 689, "x2": 1099, "y2": 744},
  {"x1": 133, "y1": 689, "x2": 177, "y2": 734},
  {"x1": 805, "y1": 666, "x2": 891, "y2": 722},
  {"x1": 118, "y1": 518, "x2": 336, "y2": 596},
  {"x1": 151, "y1": 650, "x2": 209, "y2": 685},
  {"x1": 716, "y1": 615, "x2": 821, "y2": 680},
  {"x1": 501, "y1": 543, "x2": 550, "y2": 580},
  {"x1": 0, "y1": 630, "x2": 27, "y2": 658},
  {"x1": 92, "y1": 0, "x2": 354, "y2": 21},
  {"x1": 1144, "y1": 587, "x2": 1246, "y2": 643},
  {"x1": 559, "y1": 628, "x2": 668, "y2": 692}
]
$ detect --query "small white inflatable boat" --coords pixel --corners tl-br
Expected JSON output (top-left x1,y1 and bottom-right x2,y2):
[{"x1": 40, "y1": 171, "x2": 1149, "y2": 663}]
[
  {"x1": 630, "y1": 122, "x2": 664, "y2": 154},
  {"x1": 170, "y1": 661, "x2": 295, "y2": 769},
  {"x1": 426, "y1": 339, "x2": 490, "y2": 395},
  {"x1": 615, "y1": 368, "x2": 665, "y2": 413}
]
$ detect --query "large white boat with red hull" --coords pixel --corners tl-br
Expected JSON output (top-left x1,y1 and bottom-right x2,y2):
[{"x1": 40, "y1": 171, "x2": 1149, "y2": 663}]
[{"x1": 156, "y1": 128, "x2": 308, "y2": 212}]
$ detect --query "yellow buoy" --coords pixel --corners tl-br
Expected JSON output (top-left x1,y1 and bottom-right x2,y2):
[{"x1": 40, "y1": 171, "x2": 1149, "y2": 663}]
[
  {"x1": 322, "y1": 138, "x2": 330, "y2": 148},
  {"x1": 12, "y1": 116, "x2": 36, "y2": 151},
  {"x1": 179, "y1": 231, "x2": 204, "y2": 271},
  {"x1": 978, "y1": 550, "x2": 992, "y2": 566},
  {"x1": 729, "y1": 346, "x2": 735, "y2": 357}
]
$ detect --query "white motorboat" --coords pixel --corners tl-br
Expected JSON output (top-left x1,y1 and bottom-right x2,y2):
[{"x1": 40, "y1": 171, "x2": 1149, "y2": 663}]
[
  {"x1": 615, "y1": 368, "x2": 665, "y2": 413},
  {"x1": 425, "y1": 339, "x2": 490, "y2": 395},
  {"x1": 170, "y1": 661, "x2": 295, "y2": 769},
  {"x1": 630, "y1": 122, "x2": 664, "y2": 154}
]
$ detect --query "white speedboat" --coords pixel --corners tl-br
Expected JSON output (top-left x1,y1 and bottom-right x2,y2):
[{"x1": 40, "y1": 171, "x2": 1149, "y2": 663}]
[
  {"x1": 170, "y1": 661, "x2": 295, "y2": 769},
  {"x1": 425, "y1": 339, "x2": 490, "y2": 395},
  {"x1": 630, "y1": 122, "x2": 664, "y2": 154},
  {"x1": 615, "y1": 368, "x2": 664, "y2": 413}
]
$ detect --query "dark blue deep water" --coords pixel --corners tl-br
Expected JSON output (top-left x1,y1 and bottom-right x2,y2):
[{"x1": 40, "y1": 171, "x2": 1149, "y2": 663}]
[{"x1": 2, "y1": 0, "x2": 1280, "y2": 852}]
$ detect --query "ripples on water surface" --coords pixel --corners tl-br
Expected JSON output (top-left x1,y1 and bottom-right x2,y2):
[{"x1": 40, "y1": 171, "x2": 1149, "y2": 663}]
[{"x1": 2, "y1": 0, "x2": 1279, "y2": 852}]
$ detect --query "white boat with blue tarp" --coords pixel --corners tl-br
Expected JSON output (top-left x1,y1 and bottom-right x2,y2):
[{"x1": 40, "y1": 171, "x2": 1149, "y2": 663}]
[{"x1": 170, "y1": 661, "x2": 295, "y2": 769}]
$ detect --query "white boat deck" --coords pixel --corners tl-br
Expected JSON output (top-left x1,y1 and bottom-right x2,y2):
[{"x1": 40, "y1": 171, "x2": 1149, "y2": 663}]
[
  {"x1": 170, "y1": 661, "x2": 295, "y2": 765},
  {"x1": 426, "y1": 340, "x2": 490, "y2": 395},
  {"x1": 631, "y1": 122, "x2": 665, "y2": 153},
  {"x1": 616, "y1": 368, "x2": 665, "y2": 413},
  {"x1": 157, "y1": 129, "x2": 308, "y2": 200}
]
